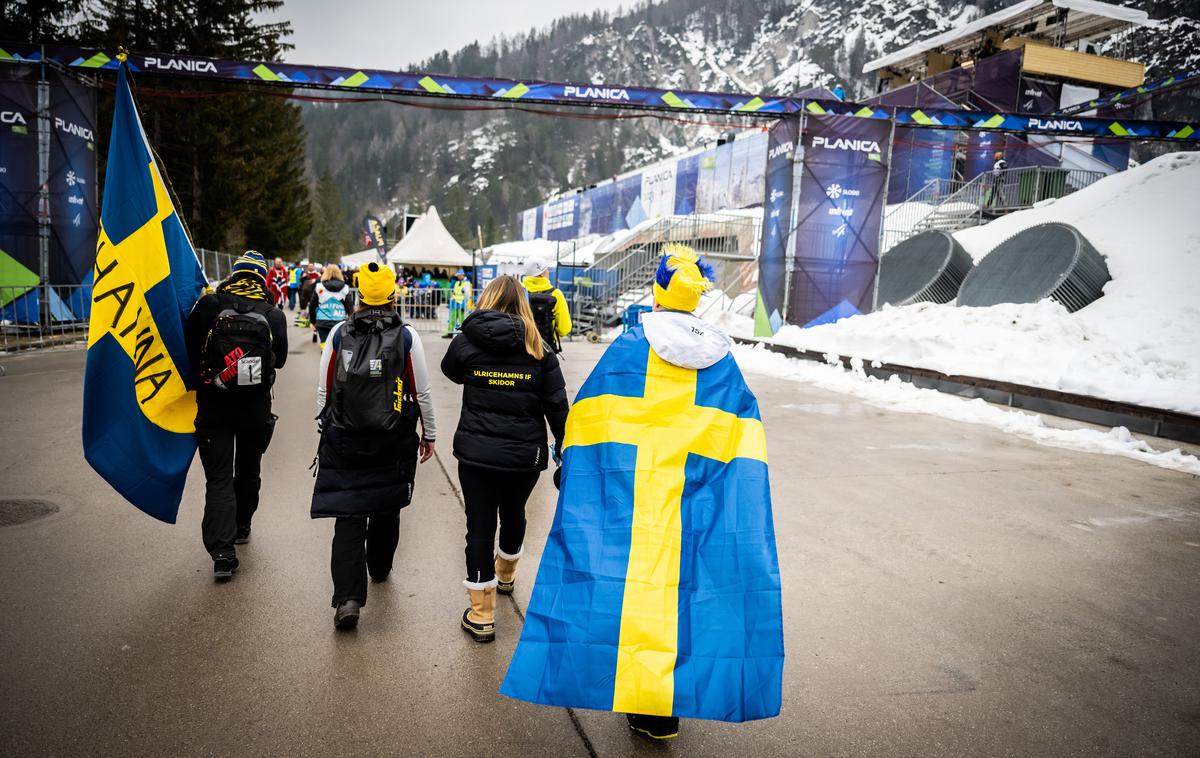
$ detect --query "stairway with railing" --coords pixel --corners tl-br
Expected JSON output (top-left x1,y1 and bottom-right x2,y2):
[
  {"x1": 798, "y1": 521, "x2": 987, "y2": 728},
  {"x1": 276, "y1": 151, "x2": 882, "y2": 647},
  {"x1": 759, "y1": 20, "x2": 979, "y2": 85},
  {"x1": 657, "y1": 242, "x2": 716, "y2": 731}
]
[
  {"x1": 881, "y1": 166, "x2": 1107, "y2": 252},
  {"x1": 565, "y1": 212, "x2": 761, "y2": 339}
]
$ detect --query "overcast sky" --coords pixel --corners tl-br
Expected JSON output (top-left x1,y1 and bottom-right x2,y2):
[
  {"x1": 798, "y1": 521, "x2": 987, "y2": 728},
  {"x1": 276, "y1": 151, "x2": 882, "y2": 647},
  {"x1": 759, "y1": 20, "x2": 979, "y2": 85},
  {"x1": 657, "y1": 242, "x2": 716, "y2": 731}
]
[{"x1": 272, "y1": 0, "x2": 640, "y2": 71}]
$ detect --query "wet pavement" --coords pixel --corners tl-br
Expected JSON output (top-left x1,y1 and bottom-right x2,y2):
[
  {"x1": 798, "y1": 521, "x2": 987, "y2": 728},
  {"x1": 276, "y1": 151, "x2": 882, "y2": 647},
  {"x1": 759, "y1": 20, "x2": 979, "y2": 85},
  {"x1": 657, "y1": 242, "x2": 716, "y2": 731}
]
[{"x1": 0, "y1": 322, "x2": 1197, "y2": 757}]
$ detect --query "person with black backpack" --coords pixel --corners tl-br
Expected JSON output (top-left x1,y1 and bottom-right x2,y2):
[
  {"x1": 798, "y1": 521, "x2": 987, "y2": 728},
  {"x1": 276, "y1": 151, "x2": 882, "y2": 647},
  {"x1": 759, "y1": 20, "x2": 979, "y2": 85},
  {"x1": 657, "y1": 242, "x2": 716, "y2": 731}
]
[
  {"x1": 312, "y1": 262, "x2": 437, "y2": 630},
  {"x1": 521, "y1": 256, "x2": 572, "y2": 354},
  {"x1": 440, "y1": 275, "x2": 569, "y2": 643},
  {"x1": 184, "y1": 251, "x2": 288, "y2": 581}
]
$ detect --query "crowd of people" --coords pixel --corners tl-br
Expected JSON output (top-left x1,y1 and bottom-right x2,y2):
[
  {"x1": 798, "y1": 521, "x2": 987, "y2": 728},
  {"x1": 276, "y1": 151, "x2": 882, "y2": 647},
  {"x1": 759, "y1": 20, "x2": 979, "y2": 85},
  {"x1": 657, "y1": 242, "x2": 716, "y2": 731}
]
[{"x1": 182, "y1": 245, "x2": 779, "y2": 740}]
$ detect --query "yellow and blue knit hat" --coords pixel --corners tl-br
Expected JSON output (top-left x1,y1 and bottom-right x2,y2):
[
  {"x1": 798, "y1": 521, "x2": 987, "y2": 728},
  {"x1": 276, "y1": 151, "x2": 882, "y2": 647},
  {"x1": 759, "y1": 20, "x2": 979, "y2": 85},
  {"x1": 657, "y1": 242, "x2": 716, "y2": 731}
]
[
  {"x1": 358, "y1": 262, "x2": 397, "y2": 306},
  {"x1": 652, "y1": 243, "x2": 714, "y2": 313},
  {"x1": 231, "y1": 250, "x2": 267, "y2": 281}
]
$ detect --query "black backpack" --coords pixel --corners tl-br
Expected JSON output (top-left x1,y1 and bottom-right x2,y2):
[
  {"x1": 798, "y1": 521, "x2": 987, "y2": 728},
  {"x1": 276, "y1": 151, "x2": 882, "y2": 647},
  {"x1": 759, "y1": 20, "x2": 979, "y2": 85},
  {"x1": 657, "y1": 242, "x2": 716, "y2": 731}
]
[
  {"x1": 202, "y1": 300, "x2": 275, "y2": 392},
  {"x1": 528, "y1": 291, "x2": 561, "y2": 354},
  {"x1": 328, "y1": 309, "x2": 414, "y2": 433}
]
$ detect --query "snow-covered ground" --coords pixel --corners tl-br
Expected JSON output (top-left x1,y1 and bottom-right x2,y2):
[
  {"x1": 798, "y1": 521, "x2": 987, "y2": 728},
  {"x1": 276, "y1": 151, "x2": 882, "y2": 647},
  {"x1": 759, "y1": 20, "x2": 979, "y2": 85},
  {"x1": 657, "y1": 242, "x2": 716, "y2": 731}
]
[
  {"x1": 732, "y1": 343, "x2": 1200, "y2": 475},
  {"x1": 718, "y1": 153, "x2": 1200, "y2": 415}
]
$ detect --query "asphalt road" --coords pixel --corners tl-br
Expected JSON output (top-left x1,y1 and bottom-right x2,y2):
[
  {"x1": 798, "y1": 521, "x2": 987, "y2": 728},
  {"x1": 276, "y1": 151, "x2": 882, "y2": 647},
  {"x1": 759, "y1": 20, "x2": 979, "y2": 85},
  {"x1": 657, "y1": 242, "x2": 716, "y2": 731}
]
[{"x1": 0, "y1": 321, "x2": 1197, "y2": 757}]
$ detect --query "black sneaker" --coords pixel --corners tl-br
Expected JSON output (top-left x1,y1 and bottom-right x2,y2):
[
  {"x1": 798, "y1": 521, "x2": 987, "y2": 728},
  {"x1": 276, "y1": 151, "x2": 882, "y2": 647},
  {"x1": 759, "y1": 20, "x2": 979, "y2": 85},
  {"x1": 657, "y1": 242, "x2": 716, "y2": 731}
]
[
  {"x1": 334, "y1": 600, "x2": 362, "y2": 630},
  {"x1": 626, "y1": 713, "x2": 679, "y2": 740},
  {"x1": 213, "y1": 556, "x2": 239, "y2": 582},
  {"x1": 234, "y1": 525, "x2": 251, "y2": 545},
  {"x1": 369, "y1": 571, "x2": 390, "y2": 584}
]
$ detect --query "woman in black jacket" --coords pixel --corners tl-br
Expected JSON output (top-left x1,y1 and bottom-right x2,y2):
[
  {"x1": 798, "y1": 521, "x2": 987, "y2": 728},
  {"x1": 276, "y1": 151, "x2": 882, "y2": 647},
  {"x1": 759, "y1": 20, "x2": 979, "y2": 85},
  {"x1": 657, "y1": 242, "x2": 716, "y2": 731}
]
[{"x1": 441, "y1": 275, "x2": 568, "y2": 643}]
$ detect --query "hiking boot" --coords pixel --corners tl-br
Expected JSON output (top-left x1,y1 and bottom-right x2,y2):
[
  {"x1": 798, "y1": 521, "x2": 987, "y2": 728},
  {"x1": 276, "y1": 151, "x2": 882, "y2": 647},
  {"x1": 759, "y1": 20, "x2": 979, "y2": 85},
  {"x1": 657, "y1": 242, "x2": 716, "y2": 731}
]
[
  {"x1": 461, "y1": 586, "x2": 496, "y2": 643},
  {"x1": 234, "y1": 525, "x2": 251, "y2": 545},
  {"x1": 213, "y1": 556, "x2": 239, "y2": 582},
  {"x1": 495, "y1": 554, "x2": 520, "y2": 596},
  {"x1": 334, "y1": 600, "x2": 362, "y2": 630},
  {"x1": 626, "y1": 713, "x2": 680, "y2": 740}
]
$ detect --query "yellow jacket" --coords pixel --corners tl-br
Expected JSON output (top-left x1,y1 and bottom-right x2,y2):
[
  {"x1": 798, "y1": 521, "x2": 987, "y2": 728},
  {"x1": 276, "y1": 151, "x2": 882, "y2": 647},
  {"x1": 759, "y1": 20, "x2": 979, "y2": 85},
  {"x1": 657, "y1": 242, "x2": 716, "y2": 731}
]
[{"x1": 522, "y1": 275, "x2": 572, "y2": 337}]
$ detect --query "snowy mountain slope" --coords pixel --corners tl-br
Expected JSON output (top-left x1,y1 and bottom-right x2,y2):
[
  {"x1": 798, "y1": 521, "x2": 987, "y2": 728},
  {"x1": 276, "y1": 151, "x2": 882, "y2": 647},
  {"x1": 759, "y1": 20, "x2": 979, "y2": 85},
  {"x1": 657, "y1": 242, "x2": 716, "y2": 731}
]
[{"x1": 303, "y1": 0, "x2": 1199, "y2": 245}]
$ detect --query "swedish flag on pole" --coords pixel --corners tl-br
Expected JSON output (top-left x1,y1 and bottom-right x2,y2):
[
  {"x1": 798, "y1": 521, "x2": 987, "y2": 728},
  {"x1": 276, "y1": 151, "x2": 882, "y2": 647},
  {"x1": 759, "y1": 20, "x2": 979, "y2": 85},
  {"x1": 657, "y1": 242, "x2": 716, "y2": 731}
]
[
  {"x1": 82, "y1": 59, "x2": 207, "y2": 523},
  {"x1": 501, "y1": 320, "x2": 784, "y2": 722}
]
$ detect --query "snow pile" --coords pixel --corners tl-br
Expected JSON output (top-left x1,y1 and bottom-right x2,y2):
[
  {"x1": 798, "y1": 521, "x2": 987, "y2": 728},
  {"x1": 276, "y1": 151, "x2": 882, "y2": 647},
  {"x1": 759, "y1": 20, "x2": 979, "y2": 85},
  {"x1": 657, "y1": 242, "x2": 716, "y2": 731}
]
[
  {"x1": 732, "y1": 344, "x2": 1200, "y2": 476},
  {"x1": 750, "y1": 153, "x2": 1200, "y2": 414}
]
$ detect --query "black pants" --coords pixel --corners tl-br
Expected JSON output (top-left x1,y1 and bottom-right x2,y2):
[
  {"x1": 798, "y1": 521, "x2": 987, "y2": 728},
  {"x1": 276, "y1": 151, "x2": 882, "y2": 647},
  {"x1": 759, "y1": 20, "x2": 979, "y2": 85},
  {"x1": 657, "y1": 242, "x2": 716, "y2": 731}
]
[
  {"x1": 458, "y1": 462, "x2": 539, "y2": 585},
  {"x1": 197, "y1": 416, "x2": 275, "y2": 559},
  {"x1": 331, "y1": 514, "x2": 401, "y2": 606}
]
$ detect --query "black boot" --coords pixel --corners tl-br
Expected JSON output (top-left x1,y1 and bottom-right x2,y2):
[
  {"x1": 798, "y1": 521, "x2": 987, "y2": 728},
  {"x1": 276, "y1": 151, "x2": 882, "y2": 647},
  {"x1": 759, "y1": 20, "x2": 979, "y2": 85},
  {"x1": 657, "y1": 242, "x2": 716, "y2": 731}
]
[
  {"x1": 234, "y1": 525, "x2": 252, "y2": 545},
  {"x1": 334, "y1": 600, "x2": 362, "y2": 630},
  {"x1": 626, "y1": 713, "x2": 680, "y2": 740},
  {"x1": 213, "y1": 556, "x2": 239, "y2": 582}
]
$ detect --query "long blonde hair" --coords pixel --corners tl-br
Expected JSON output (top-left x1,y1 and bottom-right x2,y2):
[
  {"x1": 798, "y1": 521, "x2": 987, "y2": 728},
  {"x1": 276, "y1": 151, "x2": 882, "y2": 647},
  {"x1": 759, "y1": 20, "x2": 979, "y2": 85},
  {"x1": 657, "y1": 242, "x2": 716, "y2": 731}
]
[
  {"x1": 476, "y1": 275, "x2": 545, "y2": 360},
  {"x1": 321, "y1": 266, "x2": 343, "y2": 282}
]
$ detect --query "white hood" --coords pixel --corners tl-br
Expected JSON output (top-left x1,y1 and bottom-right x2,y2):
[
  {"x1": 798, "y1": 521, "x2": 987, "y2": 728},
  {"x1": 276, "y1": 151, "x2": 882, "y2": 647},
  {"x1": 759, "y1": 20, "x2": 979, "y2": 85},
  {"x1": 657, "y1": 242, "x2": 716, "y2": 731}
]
[{"x1": 641, "y1": 311, "x2": 731, "y2": 370}]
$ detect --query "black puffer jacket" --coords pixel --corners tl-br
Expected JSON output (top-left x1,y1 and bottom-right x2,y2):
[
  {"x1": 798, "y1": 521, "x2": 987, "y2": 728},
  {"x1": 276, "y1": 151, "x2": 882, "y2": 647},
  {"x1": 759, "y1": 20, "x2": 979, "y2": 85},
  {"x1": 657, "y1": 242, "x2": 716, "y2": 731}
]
[{"x1": 441, "y1": 310, "x2": 568, "y2": 471}]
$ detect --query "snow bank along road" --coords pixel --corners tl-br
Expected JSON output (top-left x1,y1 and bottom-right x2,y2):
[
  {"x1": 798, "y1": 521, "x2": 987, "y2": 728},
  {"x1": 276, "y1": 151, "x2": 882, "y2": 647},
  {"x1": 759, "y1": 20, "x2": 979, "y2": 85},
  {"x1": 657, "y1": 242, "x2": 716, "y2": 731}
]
[
  {"x1": 1, "y1": 326, "x2": 1198, "y2": 756},
  {"x1": 730, "y1": 153, "x2": 1200, "y2": 417}
]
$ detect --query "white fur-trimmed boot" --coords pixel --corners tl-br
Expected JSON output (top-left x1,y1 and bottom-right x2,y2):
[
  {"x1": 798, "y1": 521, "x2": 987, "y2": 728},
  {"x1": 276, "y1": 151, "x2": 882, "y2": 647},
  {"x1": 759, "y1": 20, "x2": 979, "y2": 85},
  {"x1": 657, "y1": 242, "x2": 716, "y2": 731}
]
[{"x1": 495, "y1": 546, "x2": 522, "y2": 596}]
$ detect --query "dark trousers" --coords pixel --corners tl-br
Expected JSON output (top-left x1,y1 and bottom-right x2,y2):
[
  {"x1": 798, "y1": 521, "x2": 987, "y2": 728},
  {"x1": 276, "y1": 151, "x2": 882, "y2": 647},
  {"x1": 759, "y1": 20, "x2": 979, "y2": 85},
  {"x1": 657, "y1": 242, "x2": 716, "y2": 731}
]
[
  {"x1": 331, "y1": 514, "x2": 401, "y2": 606},
  {"x1": 458, "y1": 462, "x2": 539, "y2": 585},
  {"x1": 316, "y1": 324, "x2": 333, "y2": 344},
  {"x1": 197, "y1": 417, "x2": 275, "y2": 559}
]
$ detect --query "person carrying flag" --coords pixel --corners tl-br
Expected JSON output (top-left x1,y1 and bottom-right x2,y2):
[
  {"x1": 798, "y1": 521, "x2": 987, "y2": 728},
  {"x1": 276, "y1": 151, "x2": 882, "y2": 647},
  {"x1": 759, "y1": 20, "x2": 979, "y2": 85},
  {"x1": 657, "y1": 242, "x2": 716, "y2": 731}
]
[
  {"x1": 500, "y1": 244, "x2": 783, "y2": 739},
  {"x1": 443, "y1": 269, "x2": 472, "y2": 337},
  {"x1": 185, "y1": 251, "x2": 289, "y2": 580}
]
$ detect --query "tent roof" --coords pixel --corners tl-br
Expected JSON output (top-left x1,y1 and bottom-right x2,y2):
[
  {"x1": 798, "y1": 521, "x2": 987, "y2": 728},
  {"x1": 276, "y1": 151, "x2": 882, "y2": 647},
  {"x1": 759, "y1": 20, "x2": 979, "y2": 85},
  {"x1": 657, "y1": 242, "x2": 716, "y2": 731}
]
[
  {"x1": 386, "y1": 207, "x2": 474, "y2": 268},
  {"x1": 341, "y1": 248, "x2": 381, "y2": 268}
]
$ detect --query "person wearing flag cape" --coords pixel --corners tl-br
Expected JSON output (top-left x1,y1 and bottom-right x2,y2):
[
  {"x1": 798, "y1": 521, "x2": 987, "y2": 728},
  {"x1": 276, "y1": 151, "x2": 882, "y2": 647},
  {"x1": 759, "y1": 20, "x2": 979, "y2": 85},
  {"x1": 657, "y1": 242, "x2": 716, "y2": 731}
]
[{"x1": 500, "y1": 244, "x2": 784, "y2": 739}]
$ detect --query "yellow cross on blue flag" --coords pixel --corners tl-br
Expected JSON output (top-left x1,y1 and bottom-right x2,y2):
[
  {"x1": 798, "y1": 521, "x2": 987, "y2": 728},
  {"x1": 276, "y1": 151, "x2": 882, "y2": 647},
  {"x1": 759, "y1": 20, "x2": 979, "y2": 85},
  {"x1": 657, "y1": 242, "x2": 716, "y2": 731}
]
[
  {"x1": 82, "y1": 63, "x2": 207, "y2": 523},
  {"x1": 501, "y1": 318, "x2": 784, "y2": 721}
]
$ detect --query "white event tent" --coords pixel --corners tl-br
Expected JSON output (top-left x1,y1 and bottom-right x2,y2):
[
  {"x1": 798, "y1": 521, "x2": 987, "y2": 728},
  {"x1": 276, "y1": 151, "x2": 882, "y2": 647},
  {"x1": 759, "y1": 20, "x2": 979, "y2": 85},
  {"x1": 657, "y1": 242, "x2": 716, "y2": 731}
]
[{"x1": 386, "y1": 207, "x2": 474, "y2": 269}]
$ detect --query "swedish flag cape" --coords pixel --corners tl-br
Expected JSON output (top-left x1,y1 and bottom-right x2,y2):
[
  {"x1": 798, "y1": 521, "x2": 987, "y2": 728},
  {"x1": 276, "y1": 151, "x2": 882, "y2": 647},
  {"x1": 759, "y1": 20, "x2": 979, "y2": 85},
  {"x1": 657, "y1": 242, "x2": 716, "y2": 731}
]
[
  {"x1": 501, "y1": 324, "x2": 784, "y2": 722},
  {"x1": 82, "y1": 64, "x2": 206, "y2": 523}
]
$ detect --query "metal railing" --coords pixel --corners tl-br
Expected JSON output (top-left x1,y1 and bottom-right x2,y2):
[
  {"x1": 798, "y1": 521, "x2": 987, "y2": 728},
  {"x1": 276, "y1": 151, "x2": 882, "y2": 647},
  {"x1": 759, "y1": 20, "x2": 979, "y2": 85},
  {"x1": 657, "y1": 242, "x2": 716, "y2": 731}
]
[
  {"x1": 567, "y1": 212, "x2": 762, "y2": 337},
  {"x1": 0, "y1": 283, "x2": 92, "y2": 352},
  {"x1": 881, "y1": 166, "x2": 1108, "y2": 252},
  {"x1": 197, "y1": 248, "x2": 238, "y2": 284}
]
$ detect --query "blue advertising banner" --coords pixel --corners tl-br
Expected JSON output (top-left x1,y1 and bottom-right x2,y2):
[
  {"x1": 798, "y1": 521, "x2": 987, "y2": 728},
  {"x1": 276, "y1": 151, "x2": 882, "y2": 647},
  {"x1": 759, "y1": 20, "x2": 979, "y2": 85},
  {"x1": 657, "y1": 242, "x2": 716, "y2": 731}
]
[
  {"x1": 47, "y1": 68, "x2": 97, "y2": 285},
  {"x1": 754, "y1": 115, "x2": 799, "y2": 337},
  {"x1": 673, "y1": 154, "x2": 699, "y2": 215},
  {"x1": 544, "y1": 194, "x2": 578, "y2": 241},
  {"x1": 4, "y1": 43, "x2": 1196, "y2": 141},
  {"x1": 788, "y1": 114, "x2": 892, "y2": 327},
  {"x1": 964, "y1": 131, "x2": 1002, "y2": 181},
  {"x1": 0, "y1": 65, "x2": 40, "y2": 285},
  {"x1": 888, "y1": 126, "x2": 955, "y2": 203}
]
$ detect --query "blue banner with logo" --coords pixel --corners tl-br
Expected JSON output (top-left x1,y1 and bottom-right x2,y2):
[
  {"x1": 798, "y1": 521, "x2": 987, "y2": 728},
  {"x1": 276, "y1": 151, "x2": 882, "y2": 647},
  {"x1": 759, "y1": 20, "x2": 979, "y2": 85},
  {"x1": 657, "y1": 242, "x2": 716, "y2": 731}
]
[
  {"x1": 888, "y1": 126, "x2": 955, "y2": 203},
  {"x1": 48, "y1": 68, "x2": 98, "y2": 285},
  {"x1": 788, "y1": 114, "x2": 891, "y2": 327},
  {"x1": 754, "y1": 115, "x2": 798, "y2": 337},
  {"x1": 0, "y1": 64, "x2": 40, "y2": 288}
]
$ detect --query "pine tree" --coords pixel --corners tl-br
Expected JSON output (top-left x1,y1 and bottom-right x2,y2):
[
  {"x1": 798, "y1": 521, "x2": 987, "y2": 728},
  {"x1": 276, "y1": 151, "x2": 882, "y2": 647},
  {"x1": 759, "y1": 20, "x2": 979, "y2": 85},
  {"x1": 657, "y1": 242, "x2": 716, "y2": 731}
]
[
  {"x1": 309, "y1": 168, "x2": 349, "y2": 261},
  {"x1": 76, "y1": 0, "x2": 312, "y2": 257}
]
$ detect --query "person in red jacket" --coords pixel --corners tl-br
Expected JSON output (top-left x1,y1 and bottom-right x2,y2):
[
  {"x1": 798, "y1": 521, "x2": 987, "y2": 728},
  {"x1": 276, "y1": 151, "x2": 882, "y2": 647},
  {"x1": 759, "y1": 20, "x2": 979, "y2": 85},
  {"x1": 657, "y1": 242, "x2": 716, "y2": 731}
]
[{"x1": 266, "y1": 257, "x2": 289, "y2": 307}]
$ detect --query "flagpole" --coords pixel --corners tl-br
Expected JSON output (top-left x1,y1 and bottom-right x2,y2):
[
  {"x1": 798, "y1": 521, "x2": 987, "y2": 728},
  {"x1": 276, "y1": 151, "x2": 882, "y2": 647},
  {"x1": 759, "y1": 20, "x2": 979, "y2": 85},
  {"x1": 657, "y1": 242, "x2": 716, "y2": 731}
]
[{"x1": 116, "y1": 49, "x2": 203, "y2": 273}]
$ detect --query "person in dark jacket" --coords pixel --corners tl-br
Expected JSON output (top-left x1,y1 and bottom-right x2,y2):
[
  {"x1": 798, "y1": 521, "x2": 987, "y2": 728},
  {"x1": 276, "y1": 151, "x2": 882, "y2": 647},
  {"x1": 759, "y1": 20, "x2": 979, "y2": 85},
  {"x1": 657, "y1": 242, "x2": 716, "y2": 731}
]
[
  {"x1": 440, "y1": 275, "x2": 569, "y2": 643},
  {"x1": 313, "y1": 262, "x2": 437, "y2": 630},
  {"x1": 308, "y1": 265, "x2": 354, "y2": 347},
  {"x1": 184, "y1": 251, "x2": 288, "y2": 581}
]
